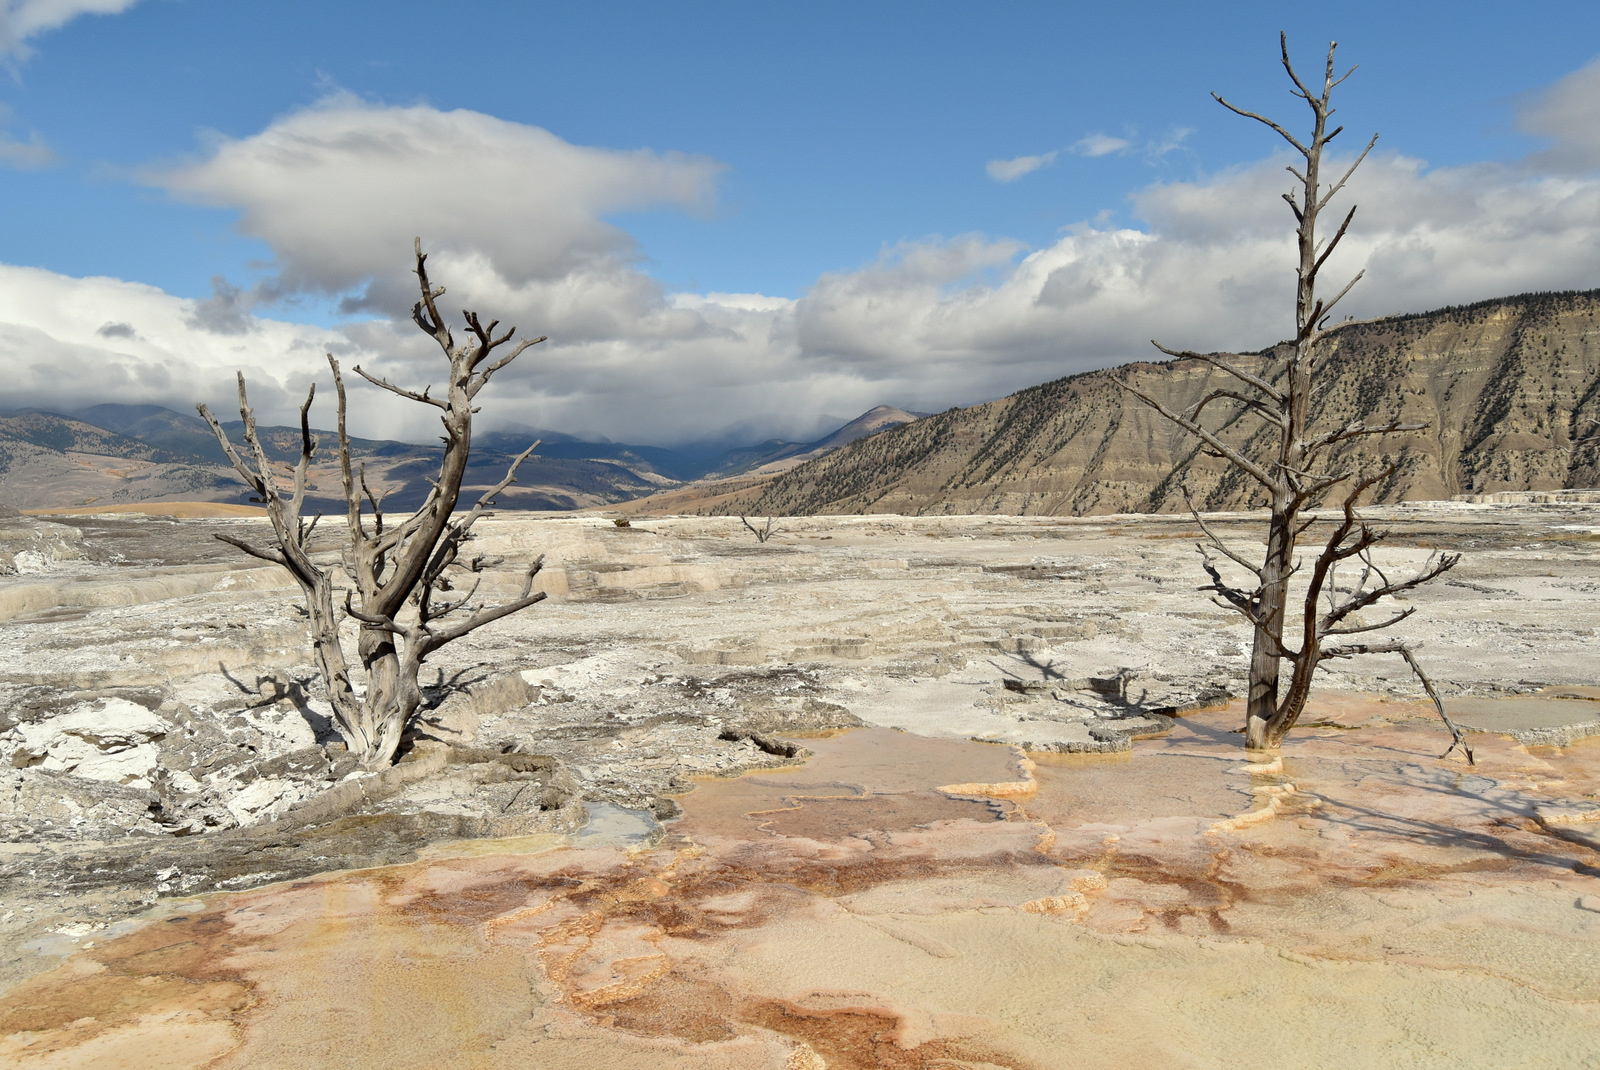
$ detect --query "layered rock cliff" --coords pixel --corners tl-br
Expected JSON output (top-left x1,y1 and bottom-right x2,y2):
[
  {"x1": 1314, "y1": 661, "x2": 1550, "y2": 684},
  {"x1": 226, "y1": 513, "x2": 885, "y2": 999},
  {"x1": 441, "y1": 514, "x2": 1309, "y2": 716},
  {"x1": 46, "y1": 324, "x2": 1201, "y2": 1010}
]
[{"x1": 735, "y1": 289, "x2": 1600, "y2": 516}]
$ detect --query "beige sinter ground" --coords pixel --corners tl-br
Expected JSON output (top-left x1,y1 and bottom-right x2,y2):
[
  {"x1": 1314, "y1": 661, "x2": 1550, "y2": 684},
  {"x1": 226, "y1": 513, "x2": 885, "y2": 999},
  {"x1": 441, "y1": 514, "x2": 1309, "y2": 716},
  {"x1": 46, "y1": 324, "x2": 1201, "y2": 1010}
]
[{"x1": 2, "y1": 503, "x2": 1600, "y2": 1068}]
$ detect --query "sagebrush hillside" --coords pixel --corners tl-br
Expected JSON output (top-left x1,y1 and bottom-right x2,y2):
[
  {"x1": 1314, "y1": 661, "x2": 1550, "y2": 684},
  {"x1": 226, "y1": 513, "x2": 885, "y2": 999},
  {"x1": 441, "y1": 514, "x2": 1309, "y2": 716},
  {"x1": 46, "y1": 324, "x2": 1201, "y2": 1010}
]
[{"x1": 710, "y1": 289, "x2": 1600, "y2": 517}]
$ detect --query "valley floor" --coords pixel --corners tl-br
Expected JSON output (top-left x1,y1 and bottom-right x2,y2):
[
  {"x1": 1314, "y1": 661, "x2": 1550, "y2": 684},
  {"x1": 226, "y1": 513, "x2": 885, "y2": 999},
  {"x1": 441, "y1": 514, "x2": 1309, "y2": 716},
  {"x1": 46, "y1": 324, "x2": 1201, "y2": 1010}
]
[{"x1": 2, "y1": 504, "x2": 1599, "y2": 1067}]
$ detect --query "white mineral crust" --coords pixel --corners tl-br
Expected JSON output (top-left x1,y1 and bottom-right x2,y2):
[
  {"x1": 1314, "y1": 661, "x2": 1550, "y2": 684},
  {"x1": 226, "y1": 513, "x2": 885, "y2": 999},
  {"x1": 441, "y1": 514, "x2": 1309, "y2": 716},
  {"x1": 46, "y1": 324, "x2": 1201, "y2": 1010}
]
[{"x1": 3, "y1": 699, "x2": 168, "y2": 788}]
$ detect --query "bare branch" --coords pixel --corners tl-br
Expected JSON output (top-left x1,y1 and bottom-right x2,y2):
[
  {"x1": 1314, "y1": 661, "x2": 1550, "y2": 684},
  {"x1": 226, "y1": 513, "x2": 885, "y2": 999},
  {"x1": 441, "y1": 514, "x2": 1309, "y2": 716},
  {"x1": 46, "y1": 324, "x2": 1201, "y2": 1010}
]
[
  {"x1": 359, "y1": 465, "x2": 385, "y2": 537},
  {"x1": 1192, "y1": 525, "x2": 1264, "y2": 580},
  {"x1": 462, "y1": 308, "x2": 493, "y2": 366},
  {"x1": 1183, "y1": 486, "x2": 1263, "y2": 578},
  {"x1": 1151, "y1": 342, "x2": 1286, "y2": 403},
  {"x1": 1187, "y1": 387, "x2": 1289, "y2": 431},
  {"x1": 1282, "y1": 190, "x2": 1305, "y2": 224},
  {"x1": 317, "y1": 358, "x2": 367, "y2": 555},
  {"x1": 1306, "y1": 315, "x2": 1385, "y2": 350},
  {"x1": 351, "y1": 365, "x2": 449, "y2": 410},
  {"x1": 1306, "y1": 418, "x2": 1430, "y2": 454},
  {"x1": 417, "y1": 438, "x2": 541, "y2": 604},
  {"x1": 1324, "y1": 641, "x2": 1474, "y2": 763},
  {"x1": 422, "y1": 592, "x2": 548, "y2": 652},
  {"x1": 1198, "y1": 551, "x2": 1258, "y2": 618},
  {"x1": 420, "y1": 557, "x2": 548, "y2": 652},
  {"x1": 455, "y1": 439, "x2": 539, "y2": 528},
  {"x1": 1323, "y1": 551, "x2": 1459, "y2": 632},
  {"x1": 342, "y1": 591, "x2": 409, "y2": 636},
  {"x1": 1316, "y1": 134, "x2": 1379, "y2": 212},
  {"x1": 196, "y1": 402, "x2": 267, "y2": 500},
  {"x1": 1212, "y1": 91, "x2": 1309, "y2": 156},
  {"x1": 421, "y1": 574, "x2": 485, "y2": 624},
  {"x1": 1315, "y1": 269, "x2": 1366, "y2": 323},
  {"x1": 211, "y1": 532, "x2": 287, "y2": 567},
  {"x1": 1285, "y1": 465, "x2": 1356, "y2": 505},
  {"x1": 478, "y1": 334, "x2": 547, "y2": 383},
  {"x1": 1280, "y1": 32, "x2": 1321, "y2": 105},
  {"x1": 1117, "y1": 377, "x2": 1278, "y2": 489},
  {"x1": 232, "y1": 375, "x2": 280, "y2": 509},
  {"x1": 412, "y1": 236, "x2": 451, "y2": 351},
  {"x1": 1311, "y1": 205, "x2": 1357, "y2": 279},
  {"x1": 1323, "y1": 605, "x2": 1415, "y2": 636},
  {"x1": 287, "y1": 383, "x2": 317, "y2": 521}
]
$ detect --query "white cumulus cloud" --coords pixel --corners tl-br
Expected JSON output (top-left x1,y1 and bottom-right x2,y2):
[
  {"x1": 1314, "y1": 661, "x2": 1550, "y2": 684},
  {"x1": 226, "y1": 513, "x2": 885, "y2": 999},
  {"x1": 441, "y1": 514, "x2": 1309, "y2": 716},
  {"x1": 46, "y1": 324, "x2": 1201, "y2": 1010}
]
[
  {"x1": 1073, "y1": 133, "x2": 1131, "y2": 158},
  {"x1": 1145, "y1": 126, "x2": 1192, "y2": 158},
  {"x1": 0, "y1": 263, "x2": 382, "y2": 431},
  {"x1": 986, "y1": 151, "x2": 1057, "y2": 182},
  {"x1": 1519, "y1": 55, "x2": 1600, "y2": 173},
  {"x1": 0, "y1": 0, "x2": 138, "y2": 60},
  {"x1": 152, "y1": 95, "x2": 725, "y2": 318},
  {"x1": 787, "y1": 150, "x2": 1600, "y2": 413},
  {"x1": 0, "y1": 128, "x2": 53, "y2": 168}
]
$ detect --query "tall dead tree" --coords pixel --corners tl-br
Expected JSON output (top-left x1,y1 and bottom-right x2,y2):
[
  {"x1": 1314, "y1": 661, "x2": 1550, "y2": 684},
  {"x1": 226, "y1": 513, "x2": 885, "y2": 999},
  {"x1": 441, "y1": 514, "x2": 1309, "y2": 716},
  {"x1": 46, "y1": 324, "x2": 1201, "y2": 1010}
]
[
  {"x1": 199, "y1": 240, "x2": 549, "y2": 770},
  {"x1": 1120, "y1": 36, "x2": 1470, "y2": 758}
]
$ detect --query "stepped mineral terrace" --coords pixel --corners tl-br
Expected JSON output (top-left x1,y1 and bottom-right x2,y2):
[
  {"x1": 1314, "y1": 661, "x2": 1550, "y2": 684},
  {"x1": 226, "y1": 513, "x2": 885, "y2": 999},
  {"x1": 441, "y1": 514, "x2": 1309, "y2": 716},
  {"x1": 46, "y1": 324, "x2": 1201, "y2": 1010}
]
[{"x1": 2, "y1": 504, "x2": 1599, "y2": 1067}]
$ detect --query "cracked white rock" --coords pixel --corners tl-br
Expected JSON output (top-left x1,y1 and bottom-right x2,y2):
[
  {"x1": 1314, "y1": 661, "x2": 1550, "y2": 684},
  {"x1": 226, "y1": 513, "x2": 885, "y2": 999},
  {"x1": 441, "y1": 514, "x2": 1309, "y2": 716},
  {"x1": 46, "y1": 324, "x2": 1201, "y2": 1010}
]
[
  {"x1": 4, "y1": 699, "x2": 168, "y2": 788},
  {"x1": 225, "y1": 777, "x2": 308, "y2": 825}
]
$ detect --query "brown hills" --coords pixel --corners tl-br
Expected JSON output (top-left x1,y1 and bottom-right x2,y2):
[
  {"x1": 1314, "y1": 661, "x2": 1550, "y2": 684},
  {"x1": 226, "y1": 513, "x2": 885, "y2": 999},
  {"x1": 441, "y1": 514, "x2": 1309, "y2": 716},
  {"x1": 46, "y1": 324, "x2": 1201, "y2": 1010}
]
[
  {"x1": 0, "y1": 402, "x2": 919, "y2": 514},
  {"x1": 659, "y1": 289, "x2": 1600, "y2": 517},
  {"x1": 0, "y1": 410, "x2": 665, "y2": 514}
]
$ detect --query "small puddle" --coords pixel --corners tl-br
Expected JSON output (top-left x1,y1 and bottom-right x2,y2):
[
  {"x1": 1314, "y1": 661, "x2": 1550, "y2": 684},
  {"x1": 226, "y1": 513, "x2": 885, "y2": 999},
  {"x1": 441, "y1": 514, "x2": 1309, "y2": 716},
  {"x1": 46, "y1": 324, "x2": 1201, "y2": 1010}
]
[
  {"x1": 1447, "y1": 692, "x2": 1600, "y2": 733},
  {"x1": 1020, "y1": 750, "x2": 1250, "y2": 828},
  {"x1": 577, "y1": 802, "x2": 664, "y2": 848},
  {"x1": 671, "y1": 727, "x2": 1022, "y2": 841}
]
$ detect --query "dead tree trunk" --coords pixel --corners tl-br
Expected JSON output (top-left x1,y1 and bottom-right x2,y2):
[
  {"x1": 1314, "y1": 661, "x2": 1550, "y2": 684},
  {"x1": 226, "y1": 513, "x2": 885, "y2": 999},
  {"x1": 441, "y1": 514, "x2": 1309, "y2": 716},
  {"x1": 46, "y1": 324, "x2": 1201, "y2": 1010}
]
[
  {"x1": 740, "y1": 515, "x2": 778, "y2": 543},
  {"x1": 1119, "y1": 35, "x2": 1468, "y2": 759},
  {"x1": 199, "y1": 239, "x2": 549, "y2": 770}
]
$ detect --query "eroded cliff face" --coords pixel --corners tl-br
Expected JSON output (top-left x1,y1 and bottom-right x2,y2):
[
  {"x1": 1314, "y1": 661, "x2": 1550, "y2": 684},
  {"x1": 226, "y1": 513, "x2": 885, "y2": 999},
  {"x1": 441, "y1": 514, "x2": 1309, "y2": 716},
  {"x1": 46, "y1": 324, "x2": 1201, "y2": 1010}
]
[{"x1": 740, "y1": 290, "x2": 1600, "y2": 517}]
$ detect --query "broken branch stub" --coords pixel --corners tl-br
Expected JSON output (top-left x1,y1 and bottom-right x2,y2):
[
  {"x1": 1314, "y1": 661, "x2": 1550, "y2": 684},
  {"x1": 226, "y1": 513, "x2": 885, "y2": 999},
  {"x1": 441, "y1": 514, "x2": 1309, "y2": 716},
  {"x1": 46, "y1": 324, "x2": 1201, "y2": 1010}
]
[{"x1": 198, "y1": 239, "x2": 550, "y2": 769}]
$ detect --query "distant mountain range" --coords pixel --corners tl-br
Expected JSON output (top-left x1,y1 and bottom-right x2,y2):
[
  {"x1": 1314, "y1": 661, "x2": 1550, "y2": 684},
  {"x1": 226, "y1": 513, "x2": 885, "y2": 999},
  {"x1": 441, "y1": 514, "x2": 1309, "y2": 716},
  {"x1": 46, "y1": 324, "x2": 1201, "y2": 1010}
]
[
  {"x1": 645, "y1": 288, "x2": 1600, "y2": 517},
  {"x1": 0, "y1": 401, "x2": 922, "y2": 513},
  {"x1": 41, "y1": 288, "x2": 1600, "y2": 521}
]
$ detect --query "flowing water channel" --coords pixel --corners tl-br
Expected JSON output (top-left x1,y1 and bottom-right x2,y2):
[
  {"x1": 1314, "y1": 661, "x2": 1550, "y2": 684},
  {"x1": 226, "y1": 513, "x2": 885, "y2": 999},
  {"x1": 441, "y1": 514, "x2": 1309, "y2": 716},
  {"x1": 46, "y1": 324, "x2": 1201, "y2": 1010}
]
[{"x1": 4, "y1": 704, "x2": 1600, "y2": 1069}]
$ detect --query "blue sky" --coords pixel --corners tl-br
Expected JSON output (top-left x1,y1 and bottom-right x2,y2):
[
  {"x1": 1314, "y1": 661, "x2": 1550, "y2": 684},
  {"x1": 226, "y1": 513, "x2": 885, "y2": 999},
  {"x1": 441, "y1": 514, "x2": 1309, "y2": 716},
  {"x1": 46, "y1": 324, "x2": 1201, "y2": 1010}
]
[{"x1": 2, "y1": 1, "x2": 1599, "y2": 443}]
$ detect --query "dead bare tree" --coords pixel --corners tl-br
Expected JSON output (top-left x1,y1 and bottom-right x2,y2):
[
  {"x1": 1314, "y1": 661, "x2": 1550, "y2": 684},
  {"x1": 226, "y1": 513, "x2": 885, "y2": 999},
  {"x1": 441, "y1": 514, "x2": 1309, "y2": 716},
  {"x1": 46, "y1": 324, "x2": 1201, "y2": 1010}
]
[
  {"x1": 199, "y1": 240, "x2": 549, "y2": 770},
  {"x1": 740, "y1": 515, "x2": 779, "y2": 543},
  {"x1": 1119, "y1": 36, "x2": 1471, "y2": 760}
]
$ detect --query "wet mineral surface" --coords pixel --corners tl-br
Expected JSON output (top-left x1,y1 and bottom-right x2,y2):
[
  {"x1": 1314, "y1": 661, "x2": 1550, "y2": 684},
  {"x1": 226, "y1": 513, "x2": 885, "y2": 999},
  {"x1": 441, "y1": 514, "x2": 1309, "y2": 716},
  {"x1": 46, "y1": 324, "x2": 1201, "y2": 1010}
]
[{"x1": 3, "y1": 709, "x2": 1600, "y2": 1068}]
